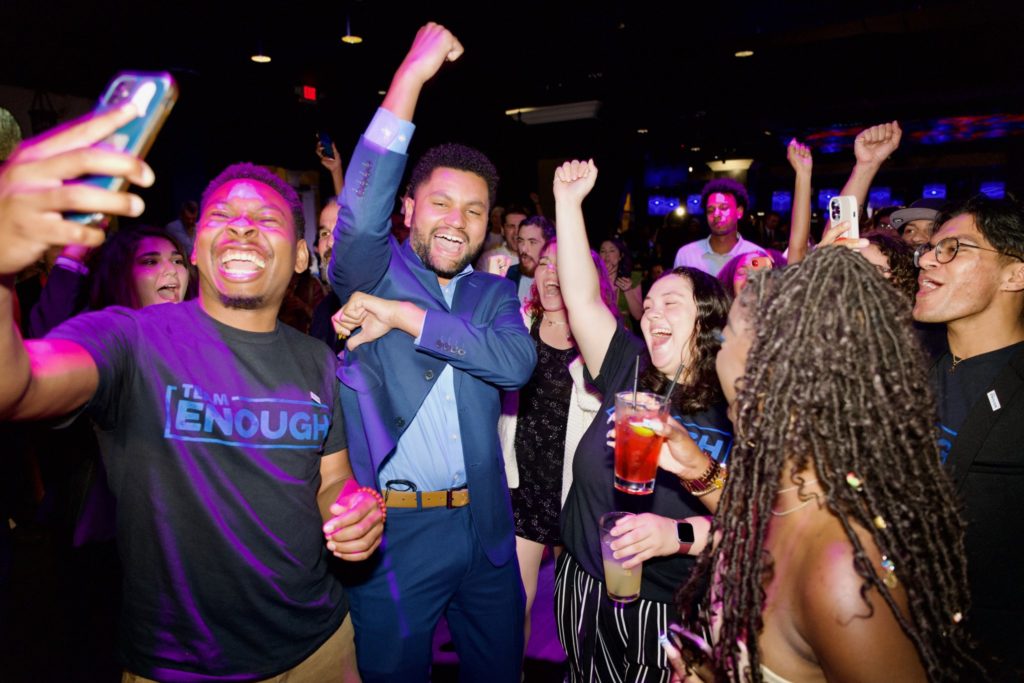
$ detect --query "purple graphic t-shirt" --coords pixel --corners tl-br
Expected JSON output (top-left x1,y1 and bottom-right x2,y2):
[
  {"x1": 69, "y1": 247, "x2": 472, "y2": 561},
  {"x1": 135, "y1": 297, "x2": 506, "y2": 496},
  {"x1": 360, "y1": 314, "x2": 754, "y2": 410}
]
[{"x1": 48, "y1": 300, "x2": 347, "y2": 682}]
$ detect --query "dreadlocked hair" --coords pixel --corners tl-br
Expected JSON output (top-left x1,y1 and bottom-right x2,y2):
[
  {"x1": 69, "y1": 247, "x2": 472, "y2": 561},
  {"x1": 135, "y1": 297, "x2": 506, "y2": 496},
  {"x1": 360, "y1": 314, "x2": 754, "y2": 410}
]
[
  {"x1": 676, "y1": 247, "x2": 986, "y2": 682},
  {"x1": 638, "y1": 266, "x2": 729, "y2": 415}
]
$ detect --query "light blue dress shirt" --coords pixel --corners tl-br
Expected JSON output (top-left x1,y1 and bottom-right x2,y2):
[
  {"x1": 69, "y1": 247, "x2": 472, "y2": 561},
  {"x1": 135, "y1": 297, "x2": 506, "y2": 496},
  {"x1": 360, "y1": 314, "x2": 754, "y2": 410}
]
[{"x1": 364, "y1": 107, "x2": 470, "y2": 492}]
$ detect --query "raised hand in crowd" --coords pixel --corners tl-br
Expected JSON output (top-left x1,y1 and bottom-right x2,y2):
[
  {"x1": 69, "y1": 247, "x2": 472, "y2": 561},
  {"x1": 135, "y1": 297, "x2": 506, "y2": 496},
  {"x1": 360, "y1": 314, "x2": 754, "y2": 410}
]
[
  {"x1": 382, "y1": 21, "x2": 464, "y2": 121},
  {"x1": 316, "y1": 138, "x2": 345, "y2": 196},
  {"x1": 786, "y1": 138, "x2": 813, "y2": 263}
]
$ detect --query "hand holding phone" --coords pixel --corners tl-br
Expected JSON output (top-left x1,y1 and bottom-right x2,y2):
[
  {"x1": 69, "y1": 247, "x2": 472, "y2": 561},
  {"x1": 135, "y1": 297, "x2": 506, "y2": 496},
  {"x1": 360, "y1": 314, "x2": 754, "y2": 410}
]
[
  {"x1": 828, "y1": 195, "x2": 859, "y2": 240},
  {"x1": 317, "y1": 131, "x2": 335, "y2": 159},
  {"x1": 0, "y1": 105, "x2": 153, "y2": 276},
  {"x1": 64, "y1": 71, "x2": 177, "y2": 225}
]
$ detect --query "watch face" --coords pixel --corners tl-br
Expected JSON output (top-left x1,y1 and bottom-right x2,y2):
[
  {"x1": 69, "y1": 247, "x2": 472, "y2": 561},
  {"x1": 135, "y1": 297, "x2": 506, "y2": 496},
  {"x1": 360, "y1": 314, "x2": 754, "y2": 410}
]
[{"x1": 677, "y1": 522, "x2": 695, "y2": 544}]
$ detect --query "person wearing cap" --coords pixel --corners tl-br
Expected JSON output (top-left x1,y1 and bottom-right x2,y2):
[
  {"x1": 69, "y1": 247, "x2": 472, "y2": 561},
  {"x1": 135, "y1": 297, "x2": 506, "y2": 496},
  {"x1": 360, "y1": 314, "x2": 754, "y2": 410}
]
[{"x1": 892, "y1": 198, "x2": 945, "y2": 246}]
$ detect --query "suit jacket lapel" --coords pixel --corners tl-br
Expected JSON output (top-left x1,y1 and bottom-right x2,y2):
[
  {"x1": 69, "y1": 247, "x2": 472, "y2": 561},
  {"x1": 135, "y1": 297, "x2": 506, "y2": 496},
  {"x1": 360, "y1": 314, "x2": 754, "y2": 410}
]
[{"x1": 397, "y1": 240, "x2": 448, "y2": 310}]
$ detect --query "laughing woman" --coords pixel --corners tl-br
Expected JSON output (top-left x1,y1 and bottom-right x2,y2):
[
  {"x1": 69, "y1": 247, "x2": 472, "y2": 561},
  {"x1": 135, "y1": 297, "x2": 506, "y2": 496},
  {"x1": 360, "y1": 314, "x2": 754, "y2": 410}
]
[{"x1": 552, "y1": 159, "x2": 733, "y2": 682}]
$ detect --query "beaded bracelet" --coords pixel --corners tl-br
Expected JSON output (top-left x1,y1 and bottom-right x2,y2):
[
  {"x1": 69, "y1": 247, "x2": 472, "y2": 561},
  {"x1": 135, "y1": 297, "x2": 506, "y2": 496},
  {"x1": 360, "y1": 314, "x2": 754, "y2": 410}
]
[{"x1": 358, "y1": 486, "x2": 387, "y2": 525}]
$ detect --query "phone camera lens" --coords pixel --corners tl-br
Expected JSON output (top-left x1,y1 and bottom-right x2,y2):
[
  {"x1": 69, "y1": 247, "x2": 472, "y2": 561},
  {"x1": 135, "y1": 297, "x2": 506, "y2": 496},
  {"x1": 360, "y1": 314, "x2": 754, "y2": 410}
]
[{"x1": 112, "y1": 82, "x2": 132, "y2": 103}]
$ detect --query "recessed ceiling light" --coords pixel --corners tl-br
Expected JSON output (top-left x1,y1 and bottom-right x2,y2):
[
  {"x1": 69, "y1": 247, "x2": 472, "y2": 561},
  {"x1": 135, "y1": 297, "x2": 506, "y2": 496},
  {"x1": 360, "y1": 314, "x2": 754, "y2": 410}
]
[
  {"x1": 251, "y1": 54, "x2": 271, "y2": 64},
  {"x1": 637, "y1": 128, "x2": 648, "y2": 134},
  {"x1": 734, "y1": 50, "x2": 754, "y2": 58},
  {"x1": 342, "y1": 34, "x2": 363, "y2": 44}
]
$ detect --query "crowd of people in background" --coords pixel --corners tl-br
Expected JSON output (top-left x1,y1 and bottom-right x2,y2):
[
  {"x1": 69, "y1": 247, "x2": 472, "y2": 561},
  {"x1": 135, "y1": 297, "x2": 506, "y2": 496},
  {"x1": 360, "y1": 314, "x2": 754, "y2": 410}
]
[{"x1": 1, "y1": 19, "x2": 1022, "y2": 683}]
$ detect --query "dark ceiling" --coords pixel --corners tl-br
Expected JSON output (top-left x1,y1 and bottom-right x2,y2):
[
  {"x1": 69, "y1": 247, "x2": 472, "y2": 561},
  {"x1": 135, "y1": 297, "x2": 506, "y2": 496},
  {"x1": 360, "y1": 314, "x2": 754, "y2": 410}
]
[{"x1": 4, "y1": 0, "x2": 1024, "y2": 218}]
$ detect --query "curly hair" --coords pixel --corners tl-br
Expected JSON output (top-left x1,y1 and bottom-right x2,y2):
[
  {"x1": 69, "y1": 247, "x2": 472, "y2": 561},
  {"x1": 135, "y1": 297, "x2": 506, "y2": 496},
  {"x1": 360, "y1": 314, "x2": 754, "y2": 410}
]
[
  {"x1": 200, "y1": 162, "x2": 304, "y2": 238},
  {"x1": 638, "y1": 266, "x2": 729, "y2": 415},
  {"x1": 864, "y1": 230, "x2": 917, "y2": 302},
  {"x1": 677, "y1": 247, "x2": 984, "y2": 682},
  {"x1": 407, "y1": 142, "x2": 499, "y2": 207},
  {"x1": 701, "y1": 178, "x2": 749, "y2": 212}
]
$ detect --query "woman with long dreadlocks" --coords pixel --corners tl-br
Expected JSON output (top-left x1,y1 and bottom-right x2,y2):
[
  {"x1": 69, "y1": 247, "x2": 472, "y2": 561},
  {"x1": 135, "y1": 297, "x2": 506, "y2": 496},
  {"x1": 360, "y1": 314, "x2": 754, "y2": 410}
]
[
  {"x1": 552, "y1": 159, "x2": 733, "y2": 681},
  {"x1": 657, "y1": 246, "x2": 985, "y2": 682}
]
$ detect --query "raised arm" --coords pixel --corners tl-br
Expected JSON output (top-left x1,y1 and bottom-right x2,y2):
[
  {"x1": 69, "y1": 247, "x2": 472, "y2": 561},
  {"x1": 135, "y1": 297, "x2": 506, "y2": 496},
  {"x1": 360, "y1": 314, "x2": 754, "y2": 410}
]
[
  {"x1": 381, "y1": 22, "x2": 463, "y2": 121},
  {"x1": 840, "y1": 121, "x2": 901, "y2": 213},
  {"x1": 0, "y1": 105, "x2": 152, "y2": 421},
  {"x1": 316, "y1": 140, "x2": 345, "y2": 196},
  {"x1": 552, "y1": 160, "x2": 618, "y2": 375},
  {"x1": 786, "y1": 138, "x2": 814, "y2": 264},
  {"x1": 330, "y1": 22, "x2": 463, "y2": 301}
]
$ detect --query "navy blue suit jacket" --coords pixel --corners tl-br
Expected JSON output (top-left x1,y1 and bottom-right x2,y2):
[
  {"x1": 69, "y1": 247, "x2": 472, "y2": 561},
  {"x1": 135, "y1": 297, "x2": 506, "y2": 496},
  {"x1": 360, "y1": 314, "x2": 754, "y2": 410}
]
[{"x1": 329, "y1": 136, "x2": 536, "y2": 566}]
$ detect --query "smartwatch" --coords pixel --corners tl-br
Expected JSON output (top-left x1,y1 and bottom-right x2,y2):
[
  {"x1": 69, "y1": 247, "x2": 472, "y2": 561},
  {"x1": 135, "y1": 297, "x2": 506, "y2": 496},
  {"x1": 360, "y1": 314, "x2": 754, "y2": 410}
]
[{"x1": 677, "y1": 521, "x2": 695, "y2": 555}]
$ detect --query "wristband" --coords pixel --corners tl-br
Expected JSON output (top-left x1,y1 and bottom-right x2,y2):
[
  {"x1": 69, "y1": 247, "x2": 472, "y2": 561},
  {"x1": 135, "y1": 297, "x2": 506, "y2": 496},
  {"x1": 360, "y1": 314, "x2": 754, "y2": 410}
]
[
  {"x1": 676, "y1": 521, "x2": 694, "y2": 554},
  {"x1": 55, "y1": 256, "x2": 90, "y2": 276}
]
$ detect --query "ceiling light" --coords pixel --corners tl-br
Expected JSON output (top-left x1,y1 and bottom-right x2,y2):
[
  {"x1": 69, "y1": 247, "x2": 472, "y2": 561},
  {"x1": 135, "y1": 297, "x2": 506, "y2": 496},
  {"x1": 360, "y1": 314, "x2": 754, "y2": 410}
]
[
  {"x1": 251, "y1": 53, "x2": 271, "y2": 64},
  {"x1": 505, "y1": 100, "x2": 601, "y2": 125},
  {"x1": 637, "y1": 128, "x2": 648, "y2": 134},
  {"x1": 342, "y1": 16, "x2": 362, "y2": 44},
  {"x1": 706, "y1": 158, "x2": 754, "y2": 172},
  {"x1": 734, "y1": 50, "x2": 754, "y2": 58}
]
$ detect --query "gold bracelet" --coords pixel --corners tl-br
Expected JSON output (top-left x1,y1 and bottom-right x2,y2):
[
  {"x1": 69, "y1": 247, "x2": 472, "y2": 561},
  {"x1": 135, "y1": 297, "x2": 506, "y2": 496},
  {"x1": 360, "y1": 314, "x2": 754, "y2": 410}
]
[{"x1": 680, "y1": 459, "x2": 727, "y2": 496}]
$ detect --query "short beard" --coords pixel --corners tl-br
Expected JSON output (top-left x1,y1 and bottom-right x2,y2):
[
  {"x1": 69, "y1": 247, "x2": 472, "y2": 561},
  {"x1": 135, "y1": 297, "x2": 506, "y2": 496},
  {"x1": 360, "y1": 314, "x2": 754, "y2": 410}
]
[
  {"x1": 412, "y1": 232, "x2": 484, "y2": 279},
  {"x1": 219, "y1": 294, "x2": 265, "y2": 310},
  {"x1": 519, "y1": 258, "x2": 537, "y2": 277}
]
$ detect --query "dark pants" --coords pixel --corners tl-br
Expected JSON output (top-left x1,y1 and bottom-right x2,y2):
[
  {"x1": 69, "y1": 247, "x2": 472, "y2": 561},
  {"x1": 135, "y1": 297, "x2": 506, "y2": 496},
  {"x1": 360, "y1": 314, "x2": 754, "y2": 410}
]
[{"x1": 345, "y1": 505, "x2": 525, "y2": 682}]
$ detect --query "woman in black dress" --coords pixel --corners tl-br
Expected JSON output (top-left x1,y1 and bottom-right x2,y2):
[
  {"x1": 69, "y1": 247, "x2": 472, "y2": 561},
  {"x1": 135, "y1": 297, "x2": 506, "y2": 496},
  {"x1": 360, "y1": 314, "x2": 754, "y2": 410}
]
[{"x1": 507, "y1": 239, "x2": 616, "y2": 650}]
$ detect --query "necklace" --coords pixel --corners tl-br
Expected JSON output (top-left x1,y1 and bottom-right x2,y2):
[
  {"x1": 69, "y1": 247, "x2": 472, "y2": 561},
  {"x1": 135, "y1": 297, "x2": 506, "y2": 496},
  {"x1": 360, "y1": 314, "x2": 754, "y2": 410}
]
[
  {"x1": 949, "y1": 353, "x2": 964, "y2": 373},
  {"x1": 770, "y1": 497, "x2": 818, "y2": 516},
  {"x1": 776, "y1": 478, "x2": 818, "y2": 494},
  {"x1": 543, "y1": 317, "x2": 572, "y2": 341}
]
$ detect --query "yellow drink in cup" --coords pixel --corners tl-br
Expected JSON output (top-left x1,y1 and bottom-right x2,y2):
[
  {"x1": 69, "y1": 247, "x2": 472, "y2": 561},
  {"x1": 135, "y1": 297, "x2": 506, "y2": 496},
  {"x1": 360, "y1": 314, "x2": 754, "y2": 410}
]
[{"x1": 600, "y1": 511, "x2": 642, "y2": 603}]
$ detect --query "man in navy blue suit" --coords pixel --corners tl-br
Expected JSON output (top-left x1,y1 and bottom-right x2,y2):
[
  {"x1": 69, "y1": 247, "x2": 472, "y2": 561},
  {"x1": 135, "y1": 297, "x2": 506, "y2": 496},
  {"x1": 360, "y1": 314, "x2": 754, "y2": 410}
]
[{"x1": 328, "y1": 22, "x2": 536, "y2": 682}]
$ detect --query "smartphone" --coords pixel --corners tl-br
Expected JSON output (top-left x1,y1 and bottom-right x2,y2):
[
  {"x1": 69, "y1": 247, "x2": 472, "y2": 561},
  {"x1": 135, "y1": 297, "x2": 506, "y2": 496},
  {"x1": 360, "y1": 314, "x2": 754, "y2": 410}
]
[
  {"x1": 318, "y1": 131, "x2": 334, "y2": 159},
  {"x1": 65, "y1": 71, "x2": 178, "y2": 225},
  {"x1": 828, "y1": 195, "x2": 859, "y2": 239}
]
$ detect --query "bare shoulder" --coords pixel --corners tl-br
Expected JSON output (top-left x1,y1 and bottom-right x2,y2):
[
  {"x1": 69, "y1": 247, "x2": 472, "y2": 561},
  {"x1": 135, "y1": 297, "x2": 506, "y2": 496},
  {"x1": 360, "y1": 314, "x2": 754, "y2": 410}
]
[{"x1": 795, "y1": 518, "x2": 926, "y2": 683}]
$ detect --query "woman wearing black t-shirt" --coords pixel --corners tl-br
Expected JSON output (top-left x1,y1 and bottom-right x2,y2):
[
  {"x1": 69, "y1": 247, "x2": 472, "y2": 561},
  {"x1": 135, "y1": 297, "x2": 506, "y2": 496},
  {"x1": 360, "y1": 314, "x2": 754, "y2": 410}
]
[{"x1": 552, "y1": 159, "x2": 733, "y2": 682}]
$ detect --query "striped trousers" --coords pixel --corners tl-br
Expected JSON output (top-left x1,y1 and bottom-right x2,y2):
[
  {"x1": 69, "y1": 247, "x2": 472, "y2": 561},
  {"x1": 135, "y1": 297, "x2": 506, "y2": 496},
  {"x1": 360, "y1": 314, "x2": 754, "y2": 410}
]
[{"x1": 555, "y1": 552, "x2": 672, "y2": 683}]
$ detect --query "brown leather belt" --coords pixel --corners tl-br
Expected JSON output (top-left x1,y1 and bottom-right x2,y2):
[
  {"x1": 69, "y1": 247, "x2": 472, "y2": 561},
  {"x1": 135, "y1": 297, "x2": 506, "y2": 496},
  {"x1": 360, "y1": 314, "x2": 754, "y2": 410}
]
[{"x1": 383, "y1": 488, "x2": 470, "y2": 509}]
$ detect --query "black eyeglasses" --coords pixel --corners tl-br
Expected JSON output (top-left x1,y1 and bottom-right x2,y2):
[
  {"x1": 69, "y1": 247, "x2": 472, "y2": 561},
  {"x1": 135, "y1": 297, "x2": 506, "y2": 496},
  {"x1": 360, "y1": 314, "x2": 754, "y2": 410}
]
[{"x1": 913, "y1": 237, "x2": 1022, "y2": 269}]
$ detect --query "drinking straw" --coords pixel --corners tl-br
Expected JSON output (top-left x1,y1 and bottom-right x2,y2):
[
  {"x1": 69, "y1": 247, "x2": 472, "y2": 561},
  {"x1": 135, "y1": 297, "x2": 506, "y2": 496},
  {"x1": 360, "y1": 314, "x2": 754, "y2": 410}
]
[
  {"x1": 632, "y1": 357, "x2": 640, "y2": 406},
  {"x1": 662, "y1": 363, "x2": 684, "y2": 403}
]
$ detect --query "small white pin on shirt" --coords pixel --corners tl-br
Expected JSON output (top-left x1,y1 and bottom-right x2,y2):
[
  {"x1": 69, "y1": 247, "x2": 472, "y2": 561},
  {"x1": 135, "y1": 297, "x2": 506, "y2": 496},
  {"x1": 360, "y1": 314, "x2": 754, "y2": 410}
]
[
  {"x1": 987, "y1": 390, "x2": 1001, "y2": 412},
  {"x1": 310, "y1": 391, "x2": 322, "y2": 405}
]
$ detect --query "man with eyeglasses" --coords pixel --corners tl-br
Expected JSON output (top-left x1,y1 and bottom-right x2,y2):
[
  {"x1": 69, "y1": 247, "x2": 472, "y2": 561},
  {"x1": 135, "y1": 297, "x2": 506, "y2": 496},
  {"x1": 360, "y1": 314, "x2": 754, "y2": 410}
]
[{"x1": 913, "y1": 194, "x2": 1024, "y2": 680}]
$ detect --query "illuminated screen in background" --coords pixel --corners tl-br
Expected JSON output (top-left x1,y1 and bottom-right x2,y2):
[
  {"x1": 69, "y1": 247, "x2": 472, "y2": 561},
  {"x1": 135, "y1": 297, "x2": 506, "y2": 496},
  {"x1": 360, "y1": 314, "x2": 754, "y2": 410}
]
[
  {"x1": 771, "y1": 191, "x2": 792, "y2": 213},
  {"x1": 687, "y1": 194, "x2": 702, "y2": 215},
  {"x1": 800, "y1": 113, "x2": 1024, "y2": 153},
  {"x1": 817, "y1": 189, "x2": 840, "y2": 211},
  {"x1": 647, "y1": 195, "x2": 681, "y2": 216}
]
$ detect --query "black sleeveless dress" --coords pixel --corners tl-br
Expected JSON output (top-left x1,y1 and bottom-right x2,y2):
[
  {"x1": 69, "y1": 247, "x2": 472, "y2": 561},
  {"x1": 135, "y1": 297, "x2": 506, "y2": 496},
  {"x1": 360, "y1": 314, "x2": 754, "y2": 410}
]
[{"x1": 511, "y1": 319, "x2": 577, "y2": 544}]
